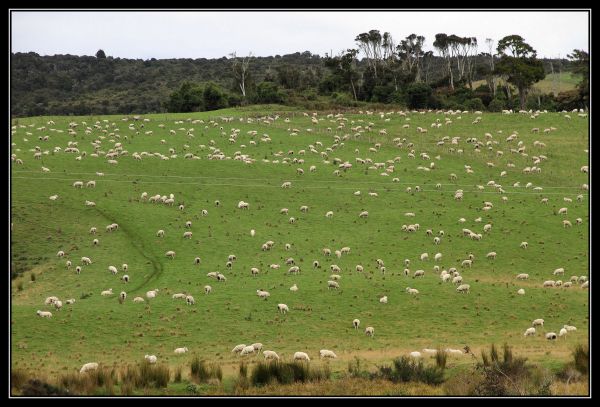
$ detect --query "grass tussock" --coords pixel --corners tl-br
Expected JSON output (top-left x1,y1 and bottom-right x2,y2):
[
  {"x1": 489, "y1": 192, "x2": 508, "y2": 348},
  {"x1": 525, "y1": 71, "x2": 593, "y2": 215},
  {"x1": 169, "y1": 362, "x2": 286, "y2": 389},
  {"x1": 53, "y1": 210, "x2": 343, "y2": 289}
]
[
  {"x1": 10, "y1": 368, "x2": 29, "y2": 391},
  {"x1": 375, "y1": 356, "x2": 445, "y2": 385},
  {"x1": 120, "y1": 361, "x2": 170, "y2": 389},
  {"x1": 190, "y1": 356, "x2": 222, "y2": 383},
  {"x1": 434, "y1": 348, "x2": 448, "y2": 370},
  {"x1": 58, "y1": 367, "x2": 117, "y2": 395},
  {"x1": 250, "y1": 360, "x2": 330, "y2": 386}
]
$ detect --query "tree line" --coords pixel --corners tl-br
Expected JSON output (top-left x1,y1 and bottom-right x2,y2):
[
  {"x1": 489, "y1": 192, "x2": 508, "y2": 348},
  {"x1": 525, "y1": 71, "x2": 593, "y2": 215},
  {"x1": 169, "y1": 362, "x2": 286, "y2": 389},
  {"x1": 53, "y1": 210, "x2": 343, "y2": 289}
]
[{"x1": 10, "y1": 32, "x2": 588, "y2": 117}]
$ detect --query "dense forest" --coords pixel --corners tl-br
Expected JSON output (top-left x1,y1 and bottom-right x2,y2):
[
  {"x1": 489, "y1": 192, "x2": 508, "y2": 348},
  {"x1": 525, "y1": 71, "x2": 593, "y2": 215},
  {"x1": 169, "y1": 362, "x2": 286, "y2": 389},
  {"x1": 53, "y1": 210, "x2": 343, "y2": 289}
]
[{"x1": 10, "y1": 31, "x2": 589, "y2": 117}]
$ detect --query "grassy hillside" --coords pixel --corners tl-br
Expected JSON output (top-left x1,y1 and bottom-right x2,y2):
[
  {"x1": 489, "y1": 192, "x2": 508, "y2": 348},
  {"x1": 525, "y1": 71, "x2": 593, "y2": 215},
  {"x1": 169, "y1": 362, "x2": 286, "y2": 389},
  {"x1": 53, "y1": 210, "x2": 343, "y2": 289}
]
[
  {"x1": 10, "y1": 106, "x2": 589, "y2": 394},
  {"x1": 473, "y1": 72, "x2": 582, "y2": 95}
]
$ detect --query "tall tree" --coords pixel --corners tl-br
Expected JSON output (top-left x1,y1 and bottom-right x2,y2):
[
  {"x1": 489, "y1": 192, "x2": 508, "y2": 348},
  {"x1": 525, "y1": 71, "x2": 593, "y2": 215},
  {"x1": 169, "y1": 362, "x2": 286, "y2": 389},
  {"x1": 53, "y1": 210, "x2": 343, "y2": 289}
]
[
  {"x1": 434, "y1": 33, "x2": 453, "y2": 90},
  {"x1": 495, "y1": 35, "x2": 545, "y2": 110},
  {"x1": 95, "y1": 49, "x2": 106, "y2": 59},
  {"x1": 229, "y1": 51, "x2": 252, "y2": 99},
  {"x1": 324, "y1": 49, "x2": 360, "y2": 100},
  {"x1": 485, "y1": 38, "x2": 497, "y2": 96},
  {"x1": 567, "y1": 49, "x2": 589, "y2": 109}
]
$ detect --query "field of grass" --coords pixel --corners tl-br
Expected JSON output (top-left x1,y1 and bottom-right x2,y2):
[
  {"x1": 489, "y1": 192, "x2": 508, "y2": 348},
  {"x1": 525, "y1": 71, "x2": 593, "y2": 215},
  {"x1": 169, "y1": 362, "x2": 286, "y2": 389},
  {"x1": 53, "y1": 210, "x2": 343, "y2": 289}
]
[
  {"x1": 10, "y1": 106, "x2": 589, "y2": 395},
  {"x1": 473, "y1": 72, "x2": 581, "y2": 95}
]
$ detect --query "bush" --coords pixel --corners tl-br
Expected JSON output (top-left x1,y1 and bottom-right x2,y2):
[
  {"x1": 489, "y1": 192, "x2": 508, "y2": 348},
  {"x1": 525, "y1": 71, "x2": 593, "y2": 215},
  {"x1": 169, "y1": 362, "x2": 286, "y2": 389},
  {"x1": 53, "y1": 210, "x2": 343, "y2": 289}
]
[
  {"x1": 21, "y1": 379, "x2": 68, "y2": 396},
  {"x1": 487, "y1": 98, "x2": 506, "y2": 112},
  {"x1": 465, "y1": 98, "x2": 485, "y2": 111},
  {"x1": 250, "y1": 361, "x2": 330, "y2": 387},
  {"x1": 572, "y1": 344, "x2": 589, "y2": 375},
  {"x1": 406, "y1": 83, "x2": 432, "y2": 109},
  {"x1": 375, "y1": 356, "x2": 445, "y2": 385},
  {"x1": 435, "y1": 348, "x2": 448, "y2": 370},
  {"x1": 254, "y1": 81, "x2": 286, "y2": 104},
  {"x1": 475, "y1": 343, "x2": 532, "y2": 396},
  {"x1": 11, "y1": 368, "x2": 29, "y2": 391},
  {"x1": 121, "y1": 361, "x2": 170, "y2": 389},
  {"x1": 30, "y1": 273, "x2": 36, "y2": 282}
]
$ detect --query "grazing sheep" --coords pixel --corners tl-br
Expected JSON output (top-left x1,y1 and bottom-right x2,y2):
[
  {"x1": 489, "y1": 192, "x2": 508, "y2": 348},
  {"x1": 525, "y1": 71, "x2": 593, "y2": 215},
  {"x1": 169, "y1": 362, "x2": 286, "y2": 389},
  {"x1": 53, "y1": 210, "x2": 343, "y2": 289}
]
[
  {"x1": 410, "y1": 351, "x2": 422, "y2": 358},
  {"x1": 563, "y1": 220, "x2": 572, "y2": 228},
  {"x1": 89, "y1": 227, "x2": 97, "y2": 235},
  {"x1": 325, "y1": 211, "x2": 334, "y2": 218},
  {"x1": 257, "y1": 290, "x2": 270, "y2": 300},
  {"x1": 277, "y1": 304, "x2": 289, "y2": 314},
  {"x1": 174, "y1": 347, "x2": 189, "y2": 354},
  {"x1": 313, "y1": 260, "x2": 320, "y2": 268},
  {"x1": 183, "y1": 231, "x2": 193, "y2": 239},
  {"x1": 80, "y1": 362, "x2": 99, "y2": 374},
  {"x1": 232, "y1": 344, "x2": 246, "y2": 354},
  {"x1": 353, "y1": 319, "x2": 360, "y2": 329},
  {"x1": 101, "y1": 288, "x2": 113, "y2": 296},
  {"x1": 240, "y1": 345, "x2": 255, "y2": 356},
  {"x1": 145, "y1": 355, "x2": 157, "y2": 364},
  {"x1": 520, "y1": 242, "x2": 528, "y2": 249},
  {"x1": 204, "y1": 285, "x2": 212, "y2": 294},
  {"x1": 581, "y1": 281, "x2": 589, "y2": 288},
  {"x1": 545, "y1": 332, "x2": 557, "y2": 340},
  {"x1": 564, "y1": 325, "x2": 577, "y2": 332},
  {"x1": 524, "y1": 327, "x2": 536, "y2": 337},
  {"x1": 461, "y1": 260, "x2": 472, "y2": 268},
  {"x1": 365, "y1": 327, "x2": 375, "y2": 337},
  {"x1": 327, "y1": 280, "x2": 340, "y2": 290},
  {"x1": 532, "y1": 319, "x2": 544, "y2": 327},
  {"x1": 516, "y1": 273, "x2": 529, "y2": 280},
  {"x1": 456, "y1": 284, "x2": 470, "y2": 294},
  {"x1": 543, "y1": 280, "x2": 556, "y2": 288},
  {"x1": 186, "y1": 295, "x2": 195, "y2": 305},
  {"x1": 413, "y1": 270, "x2": 425, "y2": 278},
  {"x1": 553, "y1": 268, "x2": 565, "y2": 276},
  {"x1": 406, "y1": 287, "x2": 419, "y2": 295},
  {"x1": 133, "y1": 297, "x2": 145, "y2": 303},
  {"x1": 156, "y1": 229, "x2": 165, "y2": 237},
  {"x1": 559, "y1": 328, "x2": 568, "y2": 338},
  {"x1": 320, "y1": 349, "x2": 337, "y2": 359},
  {"x1": 263, "y1": 350, "x2": 280, "y2": 360},
  {"x1": 108, "y1": 265, "x2": 118, "y2": 275},
  {"x1": 293, "y1": 352, "x2": 310, "y2": 362},
  {"x1": 75, "y1": 266, "x2": 82, "y2": 274},
  {"x1": 37, "y1": 310, "x2": 53, "y2": 318},
  {"x1": 172, "y1": 293, "x2": 187, "y2": 299},
  {"x1": 486, "y1": 252, "x2": 497, "y2": 260},
  {"x1": 146, "y1": 289, "x2": 159, "y2": 299},
  {"x1": 359, "y1": 211, "x2": 369, "y2": 218},
  {"x1": 517, "y1": 289, "x2": 525, "y2": 295},
  {"x1": 558, "y1": 207, "x2": 568, "y2": 215},
  {"x1": 165, "y1": 251, "x2": 176, "y2": 259},
  {"x1": 290, "y1": 284, "x2": 298, "y2": 292},
  {"x1": 217, "y1": 273, "x2": 227, "y2": 282}
]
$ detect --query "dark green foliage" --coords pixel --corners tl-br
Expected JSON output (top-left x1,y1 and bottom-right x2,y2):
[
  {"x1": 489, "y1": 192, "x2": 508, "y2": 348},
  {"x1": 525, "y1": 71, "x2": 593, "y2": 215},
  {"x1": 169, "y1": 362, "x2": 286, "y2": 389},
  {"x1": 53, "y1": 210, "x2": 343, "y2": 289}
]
[
  {"x1": 202, "y1": 82, "x2": 228, "y2": 111},
  {"x1": 572, "y1": 344, "x2": 589, "y2": 375},
  {"x1": 96, "y1": 50, "x2": 107, "y2": 59},
  {"x1": 435, "y1": 348, "x2": 448, "y2": 369},
  {"x1": 487, "y1": 98, "x2": 506, "y2": 112},
  {"x1": 465, "y1": 98, "x2": 485, "y2": 111},
  {"x1": 30, "y1": 273, "x2": 35, "y2": 282},
  {"x1": 165, "y1": 82, "x2": 204, "y2": 113},
  {"x1": 253, "y1": 81, "x2": 285, "y2": 104},
  {"x1": 406, "y1": 83, "x2": 432, "y2": 109},
  {"x1": 475, "y1": 343, "x2": 532, "y2": 396}
]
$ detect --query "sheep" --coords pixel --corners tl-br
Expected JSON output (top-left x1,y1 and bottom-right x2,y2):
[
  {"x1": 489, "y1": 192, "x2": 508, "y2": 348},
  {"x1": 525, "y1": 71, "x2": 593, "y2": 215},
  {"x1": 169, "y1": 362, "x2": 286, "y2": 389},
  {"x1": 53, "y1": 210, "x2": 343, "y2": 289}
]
[
  {"x1": 108, "y1": 265, "x2": 118, "y2": 275},
  {"x1": 543, "y1": 280, "x2": 555, "y2": 288},
  {"x1": 486, "y1": 252, "x2": 497, "y2": 260},
  {"x1": 277, "y1": 303, "x2": 289, "y2": 314},
  {"x1": 559, "y1": 328, "x2": 568, "y2": 338},
  {"x1": 413, "y1": 270, "x2": 425, "y2": 278},
  {"x1": 359, "y1": 211, "x2": 369, "y2": 218},
  {"x1": 313, "y1": 260, "x2": 320, "y2": 269},
  {"x1": 520, "y1": 242, "x2": 528, "y2": 249},
  {"x1": 293, "y1": 352, "x2": 310, "y2": 362},
  {"x1": 365, "y1": 327, "x2": 375, "y2": 337},
  {"x1": 156, "y1": 229, "x2": 165, "y2": 238},
  {"x1": 89, "y1": 227, "x2": 97, "y2": 235},
  {"x1": 217, "y1": 273, "x2": 227, "y2": 282},
  {"x1": 186, "y1": 295, "x2": 195, "y2": 305},
  {"x1": 240, "y1": 345, "x2": 255, "y2": 356},
  {"x1": 118, "y1": 291, "x2": 127, "y2": 303},
  {"x1": 327, "y1": 280, "x2": 340, "y2": 290},
  {"x1": 133, "y1": 297, "x2": 145, "y2": 303},
  {"x1": 545, "y1": 332, "x2": 557, "y2": 340},
  {"x1": 581, "y1": 281, "x2": 589, "y2": 289},
  {"x1": 174, "y1": 347, "x2": 189, "y2": 354},
  {"x1": 516, "y1": 273, "x2": 529, "y2": 280},
  {"x1": 37, "y1": 310, "x2": 53, "y2": 318},
  {"x1": 563, "y1": 220, "x2": 572, "y2": 228},
  {"x1": 290, "y1": 284, "x2": 298, "y2": 292},
  {"x1": 524, "y1": 327, "x2": 536, "y2": 337},
  {"x1": 406, "y1": 287, "x2": 419, "y2": 295},
  {"x1": 325, "y1": 211, "x2": 334, "y2": 218},
  {"x1": 379, "y1": 295, "x2": 388, "y2": 304},
  {"x1": 86, "y1": 180, "x2": 96, "y2": 188},
  {"x1": 461, "y1": 260, "x2": 472, "y2": 268},
  {"x1": 165, "y1": 250, "x2": 176, "y2": 259},
  {"x1": 532, "y1": 319, "x2": 544, "y2": 327},
  {"x1": 172, "y1": 293, "x2": 187, "y2": 299},
  {"x1": 564, "y1": 325, "x2": 577, "y2": 332},
  {"x1": 281, "y1": 181, "x2": 292, "y2": 188},
  {"x1": 80, "y1": 362, "x2": 99, "y2": 374},
  {"x1": 232, "y1": 344, "x2": 246, "y2": 354},
  {"x1": 553, "y1": 268, "x2": 565, "y2": 276},
  {"x1": 194, "y1": 257, "x2": 201, "y2": 265},
  {"x1": 409, "y1": 351, "x2": 422, "y2": 358},
  {"x1": 101, "y1": 288, "x2": 113, "y2": 296},
  {"x1": 80, "y1": 256, "x2": 92, "y2": 265},
  {"x1": 75, "y1": 266, "x2": 82, "y2": 274},
  {"x1": 73, "y1": 181, "x2": 84, "y2": 188},
  {"x1": 452, "y1": 276, "x2": 463, "y2": 285},
  {"x1": 263, "y1": 350, "x2": 280, "y2": 360},
  {"x1": 256, "y1": 290, "x2": 270, "y2": 300},
  {"x1": 56, "y1": 250, "x2": 65, "y2": 258},
  {"x1": 456, "y1": 284, "x2": 470, "y2": 294},
  {"x1": 145, "y1": 355, "x2": 157, "y2": 364},
  {"x1": 320, "y1": 349, "x2": 337, "y2": 359},
  {"x1": 146, "y1": 289, "x2": 159, "y2": 299},
  {"x1": 558, "y1": 207, "x2": 568, "y2": 215},
  {"x1": 420, "y1": 253, "x2": 429, "y2": 261},
  {"x1": 353, "y1": 319, "x2": 360, "y2": 329},
  {"x1": 204, "y1": 285, "x2": 212, "y2": 294}
]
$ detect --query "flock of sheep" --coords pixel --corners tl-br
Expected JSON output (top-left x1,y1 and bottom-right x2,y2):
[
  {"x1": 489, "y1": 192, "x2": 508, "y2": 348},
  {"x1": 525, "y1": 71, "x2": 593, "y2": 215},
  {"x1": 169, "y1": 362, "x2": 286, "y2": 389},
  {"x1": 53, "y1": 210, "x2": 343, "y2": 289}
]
[{"x1": 12, "y1": 107, "x2": 588, "y2": 374}]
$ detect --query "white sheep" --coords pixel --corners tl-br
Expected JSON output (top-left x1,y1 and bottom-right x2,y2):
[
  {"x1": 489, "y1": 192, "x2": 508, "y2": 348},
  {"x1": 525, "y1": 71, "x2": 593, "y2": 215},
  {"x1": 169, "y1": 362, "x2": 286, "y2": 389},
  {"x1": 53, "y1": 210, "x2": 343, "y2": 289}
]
[
  {"x1": 406, "y1": 287, "x2": 419, "y2": 295},
  {"x1": 37, "y1": 310, "x2": 53, "y2": 318},
  {"x1": 409, "y1": 351, "x2": 422, "y2": 358},
  {"x1": 278, "y1": 303, "x2": 289, "y2": 314},
  {"x1": 559, "y1": 328, "x2": 568, "y2": 338},
  {"x1": 257, "y1": 290, "x2": 270, "y2": 300},
  {"x1": 240, "y1": 345, "x2": 255, "y2": 356},
  {"x1": 327, "y1": 280, "x2": 340, "y2": 290},
  {"x1": 232, "y1": 344, "x2": 246, "y2": 354},
  {"x1": 146, "y1": 289, "x2": 159, "y2": 299},
  {"x1": 365, "y1": 327, "x2": 375, "y2": 337},
  {"x1": 293, "y1": 352, "x2": 310, "y2": 361},
  {"x1": 543, "y1": 280, "x2": 555, "y2": 288},
  {"x1": 524, "y1": 327, "x2": 536, "y2": 337},
  {"x1": 81, "y1": 256, "x2": 92, "y2": 265},
  {"x1": 174, "y1": 347, "x2": 189, "y2": 354},
  {"x1": 380, "y1": 295, "x2": 388, "y2": 304},
  {"x1": 532, "y1": 319, "x2": 544, "y2": 327},
  {"x1": 319, "y1": 349, "x2": 337, "y2": 359},
  {"x1": 172, "y1": 293, "x2": 187, "y2": 299},
  {"x1": 263, "y1": 350, "x2": 280, "y2": 360},
  {"x1": 186, "y1": 295, "x2": 195, "y2": 305},
  {"x1": 545, "y1": 332, "x2": 557, "y2": 340},
  {"x1": 145, "y1": 355, "x2": 157, "y2": 364},
  {"x1": 520, "y1": 242, "x2": 528, "y2": 249},
  {"x1": 516, "y1": 273, "x2": 529, "y2": 280},
  {"x1": 108, "y1": 265, "x2": 118, "y2": 275},
  {"x1": 359, "y1": 211, "x2": 369, "y2": 218},
  {"x1": 133, "y1": 297, "x2": 145, "y2": 303},
  {"x1": 325, "y1": 211, "x2": 334, "y2": 218},
  {"x1": 456, "y1": 284, "x2": 470, "y2": 293},
  {"x1": 517, "y1": 289, "x2": 525, "y2": 295},
  {"x1": 290, "y1": 284, "x2": 298, "y2": 292},
  {"x1": 80, "y1": 362, "x2": 99, "y2": 374},
  {"x1": 101, "y1": 288, "x2": 113, "y2": 296},
  {"x1": 204, "y1": 285, "x2": 212, "y2": 294},
  {"x1": 558, "y1": 207, "x2": 568, "y2": 215},
  {"x1": 353, "y1": 319, "x2": 360, "y2": 329},
  {"x1": 165, "y1": 250, "x2": 176, "y2": 259}
]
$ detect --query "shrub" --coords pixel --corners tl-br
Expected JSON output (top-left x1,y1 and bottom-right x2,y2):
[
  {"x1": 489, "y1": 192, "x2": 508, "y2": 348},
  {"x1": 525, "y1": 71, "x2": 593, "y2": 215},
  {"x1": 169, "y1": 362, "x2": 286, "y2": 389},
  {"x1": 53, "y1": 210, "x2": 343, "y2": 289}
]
[
  {"x1": 487, "y1": 98, "x2": 506, "y2": 112},
  {"x1": 435, "y1": 348, "x2": 448, "y2": 370},
  {"x1": 406, "y1": 83, "x2": 432, "y2": 109},
  {"x1": 121, "y1": 361, "x2": 170, "y2": 389},
  {"x1": 30, "y1": 273, "x2": 36, "y2": 282},
  {"x1": 475, "y1": 343, "x2": 532, "y2": 395},
  {"x1": 21, "y1": 379, "x2": 68, "y2": 396},
  {"x1": 465, "y1": 97, "x2": 485, "y2": 111},
  {"x1": 376, "y1": 356, "x2": 445, "y2": 385},
  {"x1": 10, "y1": 368, "x2": 29, "y2": 391},
  {"x1": 572, "y1": 344, "x2": 589, "y2": 375},
  {"x1": 190, "y1": 357, "x2": 222, "y2": 383},
  {"x1": 250, "y1": 361, "x2": 330, "y2": 387}
]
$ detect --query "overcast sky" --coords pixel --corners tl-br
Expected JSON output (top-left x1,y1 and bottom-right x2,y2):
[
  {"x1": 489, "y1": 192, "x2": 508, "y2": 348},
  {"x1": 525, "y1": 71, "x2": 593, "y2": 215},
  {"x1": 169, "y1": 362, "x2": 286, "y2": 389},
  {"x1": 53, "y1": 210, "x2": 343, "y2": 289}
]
[{"x1": 11, "y1": 10, "x2": 589, "y2": 60}]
